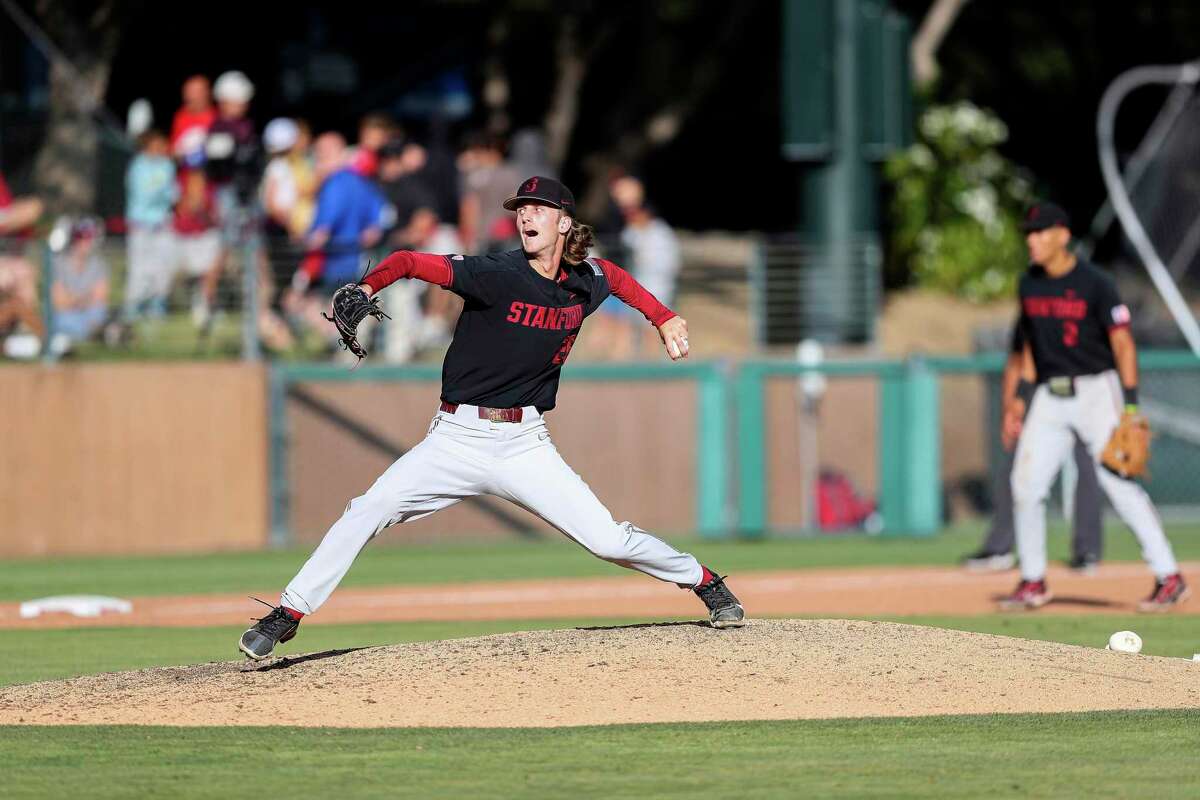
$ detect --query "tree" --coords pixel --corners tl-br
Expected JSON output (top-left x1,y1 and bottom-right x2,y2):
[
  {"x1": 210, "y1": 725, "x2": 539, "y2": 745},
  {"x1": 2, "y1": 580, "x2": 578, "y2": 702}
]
[{"x1": 26, "y1": 0, "x2": 123, "y2": 216}]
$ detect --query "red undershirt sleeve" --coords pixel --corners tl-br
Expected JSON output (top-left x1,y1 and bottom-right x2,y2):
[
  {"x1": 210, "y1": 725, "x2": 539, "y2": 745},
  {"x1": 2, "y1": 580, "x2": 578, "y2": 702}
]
[
  {"x1": 595, "y1": 258, "x2": 677, "y2": 327},
  {"x1": 360, "y1": 250, "x2": 453, "y2": 294}
]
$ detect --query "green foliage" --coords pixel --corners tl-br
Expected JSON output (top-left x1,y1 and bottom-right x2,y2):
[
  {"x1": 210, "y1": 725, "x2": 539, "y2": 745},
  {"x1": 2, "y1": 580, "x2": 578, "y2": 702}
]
[{"x1": 885, "y1": 102, "x2": 1034, "y2": 301}]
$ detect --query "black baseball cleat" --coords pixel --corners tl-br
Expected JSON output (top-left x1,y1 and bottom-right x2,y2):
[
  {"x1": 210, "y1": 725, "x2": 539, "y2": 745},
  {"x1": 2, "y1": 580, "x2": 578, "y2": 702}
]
[
  {"x1": 239, "y1": 602, "x2": 301, "y2": 660},
  {"x1": 694, "y1": 568, "x2": 746, "y2": 629}
]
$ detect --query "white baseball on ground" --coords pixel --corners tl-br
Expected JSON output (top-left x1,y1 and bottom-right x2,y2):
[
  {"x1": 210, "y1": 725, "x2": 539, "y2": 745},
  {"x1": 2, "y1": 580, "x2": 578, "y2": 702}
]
[{"x1": 1106, "y1": 630, "x2": 1142, "y2": 654}]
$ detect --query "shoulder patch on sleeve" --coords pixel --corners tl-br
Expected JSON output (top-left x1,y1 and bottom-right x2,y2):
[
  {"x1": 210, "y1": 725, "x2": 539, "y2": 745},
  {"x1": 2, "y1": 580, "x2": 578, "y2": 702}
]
[
  {"x1": 451, "y1": 254, "x2": 465, "y2": 261},
  {"x1": 584, "y1": 257, "x2": 604, "y2": 277},
  {"x1": 1111, "y1": 304, "x2": 1131, "y2": 325}
]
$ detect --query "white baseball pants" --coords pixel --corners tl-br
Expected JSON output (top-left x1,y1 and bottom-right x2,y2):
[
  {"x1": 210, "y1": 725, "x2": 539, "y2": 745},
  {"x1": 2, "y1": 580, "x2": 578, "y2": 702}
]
[
  {"x1": 1011, "y1": 370, "x2": 1177, "y2": 581},
  {"x1": 281, "y1": 404, "x2": 703, "y2": 615}
]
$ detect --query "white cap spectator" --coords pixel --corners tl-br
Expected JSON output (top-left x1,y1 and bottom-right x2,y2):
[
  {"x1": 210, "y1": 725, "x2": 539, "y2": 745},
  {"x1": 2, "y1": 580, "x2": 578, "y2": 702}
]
[
  {"x1": 213, "y1": 71, "x2": 255, "y2": 104},
  {"x1": 127, "y1": 98, "x2": 153, "y2": 138},
  {"x1": 264, "y1": 118, "x2": 299, "y2": 155}
]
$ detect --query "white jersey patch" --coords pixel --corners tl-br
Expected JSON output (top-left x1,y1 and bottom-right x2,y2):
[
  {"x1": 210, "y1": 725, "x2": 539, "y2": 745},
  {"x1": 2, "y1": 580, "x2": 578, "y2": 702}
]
[{"x1": 1111, "y1": 304, "x2": 1131, "y2": 325}]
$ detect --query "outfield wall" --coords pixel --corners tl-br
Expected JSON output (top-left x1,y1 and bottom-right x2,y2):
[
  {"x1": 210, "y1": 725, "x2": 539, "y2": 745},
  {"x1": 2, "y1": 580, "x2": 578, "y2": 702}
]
[
  {"x1": 0, "y1": 364, "x2": 268, "y2": 557},
  {"x1": 276, "y1": 363, "x2": 715, "y2": 545}
]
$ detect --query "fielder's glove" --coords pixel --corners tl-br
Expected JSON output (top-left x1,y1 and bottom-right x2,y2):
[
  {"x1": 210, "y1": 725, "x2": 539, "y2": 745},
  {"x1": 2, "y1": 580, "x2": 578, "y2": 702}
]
[
  {"x1": 1101, "y1": 411, "x2": 1151, "y2": 479},
  {"x1": 322, "y1": 283, "x2": 390, "y2": 360}
]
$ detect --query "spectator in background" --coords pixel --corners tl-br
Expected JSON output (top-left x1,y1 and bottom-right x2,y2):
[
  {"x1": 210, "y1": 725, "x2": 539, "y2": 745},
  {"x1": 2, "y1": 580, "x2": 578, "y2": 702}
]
[
  {"x1": 349, "y1": 113, "x2": 397, "y2": 179},
  {"x1": 421, "y1": 116, "x2": 463, "y2": 228},
  {"x1": 0, "y1": 170, "x2": 45, "y2": 356},
  {"x1": 50, "y1": 218, "x2": 109, "y2": 355},
  {"x1": 509, "y1": 128, "x2": 554, "y2": 180},
  {"x1": 458, "y1": 132, "x2": 519, "y2": 253},
  {"x1": 171, "y1": 75, "x2": 216, "y2": 171},
  {"x1": 206, "y1": 70, "x2": 260, "y2": 233},
  {"x1": 376, "y1": 140, "x2": 462, "y2": 361},
  {"x1": 594, "y1": 175, "x2": 681, "y2": 359},
  {"x1": 261, "y1": 118, "x2": 308, "y2": 285},
  {"x1": 172, "y1": 170, "x2": 223, "y2": 330},
  {"x1": 286, "y1": 132, "x2": 385, "y2": 348},
  {"x1": 123, "y1": 129, "x2": 178, "y2": 321},
  {"x1": 288, "y1": 120, "x2": 316, "y2": 237}
]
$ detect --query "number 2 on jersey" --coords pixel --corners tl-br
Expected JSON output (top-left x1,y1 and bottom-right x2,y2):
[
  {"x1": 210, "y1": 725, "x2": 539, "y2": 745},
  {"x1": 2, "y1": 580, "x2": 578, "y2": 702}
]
[{"x1": 1063, "y1": 320, "x2": 1078, "y2": 347}]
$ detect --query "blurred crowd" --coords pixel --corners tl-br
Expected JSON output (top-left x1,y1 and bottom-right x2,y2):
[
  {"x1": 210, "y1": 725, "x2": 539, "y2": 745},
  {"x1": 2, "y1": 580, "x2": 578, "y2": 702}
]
[{"x1": 0, "y1": 70, "x2": 679, "y2": 362}]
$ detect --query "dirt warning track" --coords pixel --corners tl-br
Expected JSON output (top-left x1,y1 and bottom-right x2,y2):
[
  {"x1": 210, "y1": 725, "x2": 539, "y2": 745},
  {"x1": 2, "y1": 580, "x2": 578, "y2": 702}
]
[
  {"x1": 1, "y1": 562, "x2": 1196, "y2": 630},
  {"x1": 2, "y1": 620, "x2": 1197, "y2": 727}
]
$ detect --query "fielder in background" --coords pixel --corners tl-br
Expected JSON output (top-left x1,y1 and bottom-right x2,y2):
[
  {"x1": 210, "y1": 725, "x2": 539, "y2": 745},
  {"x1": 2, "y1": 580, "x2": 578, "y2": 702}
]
[
  {"x1": 239, "y1": 176, "x2": 745, "y2": 660},
  {"x1": 999, "y1": 202, "x2": 1189, "y2": 612},
  {"x1": 963, "y1": 321, "x2": 1104, "y2": 573}
]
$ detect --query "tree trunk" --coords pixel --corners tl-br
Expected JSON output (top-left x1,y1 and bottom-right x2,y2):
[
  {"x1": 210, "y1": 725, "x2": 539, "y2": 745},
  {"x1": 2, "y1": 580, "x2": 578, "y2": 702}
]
[
  {"x1": 543, "y1": 14, "x2": 588, "y2": 172},
  {"x1": 29, "y1": 0, "x2": 121, "y2": 216},
  {"x1": 482, "y1": 13, "x2": 511, "y2": 136},
  {"x1": 576, "y1": 5, "x2": 753, "y2": 220}
]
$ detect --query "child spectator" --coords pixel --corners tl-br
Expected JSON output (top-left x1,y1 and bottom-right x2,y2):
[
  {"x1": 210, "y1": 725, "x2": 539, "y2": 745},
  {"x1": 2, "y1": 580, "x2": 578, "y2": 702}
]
[
  {"x1": 206, "y1": 71, "x2": 261, "y2": 233},
  {"x1": 171, "y1": 75, "x2": 216, "y2": 171},
  {"x1": 123, "y1": 129, "x2": 178, "y2": 320},
  {"x1": 173, "y1": 170, "x2": 223, "y2": 329},
  {"x1": 50, "y1": 218, "x2": 110, "y2": 354}
]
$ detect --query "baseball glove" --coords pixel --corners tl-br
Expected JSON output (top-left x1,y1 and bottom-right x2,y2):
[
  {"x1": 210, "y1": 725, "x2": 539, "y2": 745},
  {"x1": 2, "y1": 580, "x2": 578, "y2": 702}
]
[
  {"x1": 1101, "y1": 412, "x2": 1151, "y2": 479},
  {"x1": 322, "y1": 283, "x2": 390, "y2": 360}
]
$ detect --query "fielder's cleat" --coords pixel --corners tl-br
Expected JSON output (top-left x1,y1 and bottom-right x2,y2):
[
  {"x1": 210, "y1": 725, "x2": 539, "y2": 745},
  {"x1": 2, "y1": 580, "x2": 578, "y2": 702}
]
[
  {"x1": 1137, "y1": 574, "x2": 1190, "y2": 613},
  {"x1": 1067, "y1": 553, "x2": 1100, "y2": 575},
  {"x1": 997, "y1": 579, "x2": 1052, "y2": 611},
  {"x1": 962, "y1": 550, "x2": 1016, "y2": 573},
  {"x1": 694, "y1": 568, "x2": 745, "y2": 629},
  {"x1": 239, "y1": 602, "x2": 301, "y2": 660}
]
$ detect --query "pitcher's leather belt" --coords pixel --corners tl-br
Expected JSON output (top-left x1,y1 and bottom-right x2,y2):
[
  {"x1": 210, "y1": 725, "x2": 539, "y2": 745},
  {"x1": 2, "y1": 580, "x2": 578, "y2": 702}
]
[{"x1": 439, "y1": 401, "x2": 524, "y2": 423}]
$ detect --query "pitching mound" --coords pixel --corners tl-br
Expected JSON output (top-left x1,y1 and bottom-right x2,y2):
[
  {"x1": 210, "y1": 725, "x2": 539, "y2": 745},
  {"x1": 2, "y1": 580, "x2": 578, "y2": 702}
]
[{"x1": 2, "y1": 620, "x2": 1197, "y2": 727}]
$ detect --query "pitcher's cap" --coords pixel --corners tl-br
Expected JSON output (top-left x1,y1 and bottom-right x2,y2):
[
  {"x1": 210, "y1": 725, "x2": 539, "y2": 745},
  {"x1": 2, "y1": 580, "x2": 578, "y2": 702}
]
[{"x1": 503, "y1": 176, "x2": 576, "y2": 214}]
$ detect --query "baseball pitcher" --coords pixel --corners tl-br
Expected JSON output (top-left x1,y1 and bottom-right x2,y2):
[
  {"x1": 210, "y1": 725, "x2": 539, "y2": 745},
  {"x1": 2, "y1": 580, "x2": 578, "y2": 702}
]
[{"x1": 240, "y1": 176, "x2": 745, "y2": 660}]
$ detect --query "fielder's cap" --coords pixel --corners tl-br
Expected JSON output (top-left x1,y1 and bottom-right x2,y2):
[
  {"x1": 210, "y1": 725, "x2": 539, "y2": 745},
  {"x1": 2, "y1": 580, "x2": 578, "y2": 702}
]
[
  {"x1": 1021, "y1": 202, "x2": 1071, "y2": 232},
  {"x1": 503, "y1": 176, "x2": 576, "y2": 214}
]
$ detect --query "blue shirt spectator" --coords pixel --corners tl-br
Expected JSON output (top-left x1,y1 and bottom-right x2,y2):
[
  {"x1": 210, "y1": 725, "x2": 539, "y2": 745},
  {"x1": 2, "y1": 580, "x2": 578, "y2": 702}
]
[
  {"x1": 125, "y1": 131, "x2": 177, "y2": 228},
  {"x1": 309, "y1": 167, "x2": 385, "y2": 286}
]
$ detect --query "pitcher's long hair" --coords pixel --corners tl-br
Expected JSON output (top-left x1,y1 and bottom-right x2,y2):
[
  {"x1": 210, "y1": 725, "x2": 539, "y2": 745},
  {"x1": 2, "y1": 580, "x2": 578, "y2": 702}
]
[{"x1": 563, "y1": 218, "x2": 595, "y2": 265}]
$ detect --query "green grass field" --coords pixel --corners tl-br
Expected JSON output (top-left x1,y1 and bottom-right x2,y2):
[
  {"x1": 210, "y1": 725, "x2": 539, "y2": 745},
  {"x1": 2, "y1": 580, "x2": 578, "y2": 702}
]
[
  {"x1": 4, "y1": 712, "x2": 1198, "y2": 799},
  {"x1": 4, "y1": 526, "x2": 1198, "y2": 798},
  {"x1": 3, "y1": 521, "x2": 1196, "y2": 601}
]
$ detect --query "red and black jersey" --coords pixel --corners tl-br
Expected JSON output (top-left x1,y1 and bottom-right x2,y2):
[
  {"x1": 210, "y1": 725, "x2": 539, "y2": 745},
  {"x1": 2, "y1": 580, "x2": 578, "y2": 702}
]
[
  {"x1": 1017, "y1": 259, "x2": 1131, "y2": 380},
  {"x1": 362, "y1": 248, "x2": 676, "y2": 411}
]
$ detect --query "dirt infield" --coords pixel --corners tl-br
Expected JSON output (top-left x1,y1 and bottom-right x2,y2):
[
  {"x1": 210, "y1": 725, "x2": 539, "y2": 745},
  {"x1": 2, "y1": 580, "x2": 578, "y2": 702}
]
[
  {"x1": 2, "y1": 562, "x2": 1196, "y2": 630},
  {"x1": 2, "y1": 620, "x2": 1197, "y2": 727}
]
